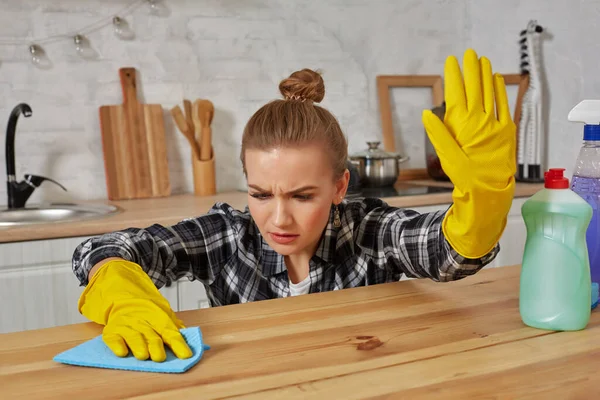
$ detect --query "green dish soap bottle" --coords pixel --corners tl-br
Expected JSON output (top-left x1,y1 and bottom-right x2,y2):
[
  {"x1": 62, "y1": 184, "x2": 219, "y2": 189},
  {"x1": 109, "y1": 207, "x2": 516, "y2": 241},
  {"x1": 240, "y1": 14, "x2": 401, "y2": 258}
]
[{"x1": 520, "y1": 168, "x2": 593, "y2": 331}]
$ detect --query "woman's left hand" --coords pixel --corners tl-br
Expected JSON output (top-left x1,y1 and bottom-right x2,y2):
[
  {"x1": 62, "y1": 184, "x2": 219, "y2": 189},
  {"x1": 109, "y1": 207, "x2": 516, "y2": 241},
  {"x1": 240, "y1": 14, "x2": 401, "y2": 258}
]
[{"x1": 422, "y1": 48, "x2": 516, "y2": 259}]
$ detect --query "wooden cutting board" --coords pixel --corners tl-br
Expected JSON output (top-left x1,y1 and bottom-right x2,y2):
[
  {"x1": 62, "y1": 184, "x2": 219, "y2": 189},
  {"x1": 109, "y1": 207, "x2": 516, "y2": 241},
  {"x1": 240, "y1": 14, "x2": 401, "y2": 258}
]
[{"x1": 99, "y1": 67, "x2": 171, "y2": 200}]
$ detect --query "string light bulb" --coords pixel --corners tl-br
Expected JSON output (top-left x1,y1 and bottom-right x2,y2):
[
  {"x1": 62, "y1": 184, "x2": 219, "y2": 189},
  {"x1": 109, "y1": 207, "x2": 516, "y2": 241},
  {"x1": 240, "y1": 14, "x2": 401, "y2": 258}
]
[
  {"x1": 146, "y1": 0, "x2": 169, "y2": 17},
  {"x1": 112, "y1": 16, "x2": 135, "y2": 40},
  {"x1": 73, "y1": 34, "x2": 98, "y2": 59},
  {"x1": 0, "y1": 0, "x2": 171, "y2": 70},
  {"x1": 29, "y1": 44, "x2": 51, "y2": 69}
]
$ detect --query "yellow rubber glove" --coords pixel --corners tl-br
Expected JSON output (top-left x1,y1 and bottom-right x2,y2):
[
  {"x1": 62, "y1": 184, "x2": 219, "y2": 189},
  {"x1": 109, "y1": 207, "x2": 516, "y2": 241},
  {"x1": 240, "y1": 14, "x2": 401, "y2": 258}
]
[
  {"x1": 422, "y1": 49, "x2": 516, "y2": 259},
  {"x1": 78, "y1": 260, "x2": 193, "y2": 362}
]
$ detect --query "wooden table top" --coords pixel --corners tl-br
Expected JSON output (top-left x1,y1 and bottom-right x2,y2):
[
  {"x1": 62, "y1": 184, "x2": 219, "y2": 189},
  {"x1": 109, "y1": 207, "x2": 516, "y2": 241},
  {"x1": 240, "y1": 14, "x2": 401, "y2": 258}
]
[{"x1": 1, "y1": 265, "x2": 597, "y2": 399}]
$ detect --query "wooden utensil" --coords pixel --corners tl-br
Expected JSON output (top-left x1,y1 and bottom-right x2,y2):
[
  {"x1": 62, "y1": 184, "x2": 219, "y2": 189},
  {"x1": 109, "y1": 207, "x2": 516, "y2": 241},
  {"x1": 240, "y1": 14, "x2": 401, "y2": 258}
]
[
  {"x1": 170, "y1": 104, "x2": 201, "y2": 160},
  {"x1": 98, "y1": 67, "x2": 171, "y2": 200},
  {"x1": 192, "y1": 99, "x2": 203, "y2": 151},
  {"x1": 198, "y1": 100, "x2": 214, "y2": 160},
  {"x1": 191, "y1": 99, "x2": 216, "y2": 196},
  {"x1": 183, "y1": 99, "x2": 194, "y2": 132}
]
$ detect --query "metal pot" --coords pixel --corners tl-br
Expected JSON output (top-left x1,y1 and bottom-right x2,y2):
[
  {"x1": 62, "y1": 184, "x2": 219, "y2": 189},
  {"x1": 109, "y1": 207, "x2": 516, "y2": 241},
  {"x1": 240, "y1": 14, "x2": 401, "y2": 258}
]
[{"x1": 348, "y1": 141, "x2": 409, "y2": 187}]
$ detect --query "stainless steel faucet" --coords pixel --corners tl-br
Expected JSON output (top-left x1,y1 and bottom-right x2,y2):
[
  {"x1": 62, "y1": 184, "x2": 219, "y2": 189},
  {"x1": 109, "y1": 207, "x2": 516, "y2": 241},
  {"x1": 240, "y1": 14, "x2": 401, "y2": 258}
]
[{"x1": 5, "y1": 103, "x2": 66, "y2": 209}]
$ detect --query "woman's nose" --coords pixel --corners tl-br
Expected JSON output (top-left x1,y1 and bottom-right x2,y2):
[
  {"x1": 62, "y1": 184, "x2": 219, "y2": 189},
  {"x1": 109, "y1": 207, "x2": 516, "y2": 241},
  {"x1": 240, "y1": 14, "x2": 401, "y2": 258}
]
[{"x1": 272, "y1": 200, "x2": 292, "y2": 228}]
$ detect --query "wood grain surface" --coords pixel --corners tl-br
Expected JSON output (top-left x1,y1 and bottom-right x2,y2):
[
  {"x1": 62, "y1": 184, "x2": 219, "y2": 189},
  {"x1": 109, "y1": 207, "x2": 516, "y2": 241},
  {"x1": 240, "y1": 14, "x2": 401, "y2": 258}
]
[
  {"x1": 99, "y1": 67, "x2": 171, "y2": 200},
  {"x1": 1, "y1": 265, "x2": 597, "y2": 399}
]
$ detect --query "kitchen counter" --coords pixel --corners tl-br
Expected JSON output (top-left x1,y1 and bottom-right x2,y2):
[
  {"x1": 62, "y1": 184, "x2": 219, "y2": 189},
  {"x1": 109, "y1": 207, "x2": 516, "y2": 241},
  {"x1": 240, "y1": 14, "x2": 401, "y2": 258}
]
[
  {"x1": 0, "y1": 181, "x2": 543, "y2": 244},
  {"x1": 1, "y1": 265, "x2": 597, "y2": 399}
]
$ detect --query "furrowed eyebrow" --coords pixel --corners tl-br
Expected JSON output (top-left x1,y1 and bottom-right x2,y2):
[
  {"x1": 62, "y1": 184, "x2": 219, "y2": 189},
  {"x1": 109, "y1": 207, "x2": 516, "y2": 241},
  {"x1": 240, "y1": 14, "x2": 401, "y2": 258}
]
[
  {"x1": 287, "y1": 186, "x2": 318, "y2": 195},
  {"x1": 247, "y1": 185, "x2": 318, "y2": 195},
  {"x1": 248, "y1": 184, "x2": 267, "y2": 192}
]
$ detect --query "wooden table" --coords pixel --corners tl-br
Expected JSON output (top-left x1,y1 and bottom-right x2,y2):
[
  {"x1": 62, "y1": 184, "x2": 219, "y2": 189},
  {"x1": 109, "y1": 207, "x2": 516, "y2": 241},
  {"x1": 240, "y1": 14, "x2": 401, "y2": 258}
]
[{"x1": 1, "y1": 265, "x2": 598, "y2": 399}]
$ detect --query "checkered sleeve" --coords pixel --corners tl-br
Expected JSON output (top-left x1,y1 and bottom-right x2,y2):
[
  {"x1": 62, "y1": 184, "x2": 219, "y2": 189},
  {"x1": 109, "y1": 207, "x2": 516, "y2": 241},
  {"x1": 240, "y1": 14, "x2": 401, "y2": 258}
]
[
  {"x1": 353, "y1": 198, "x2": 498, "y2": 282},
  {"x1": 71, "y1": 202, "x2": 240, "y2": 289}
]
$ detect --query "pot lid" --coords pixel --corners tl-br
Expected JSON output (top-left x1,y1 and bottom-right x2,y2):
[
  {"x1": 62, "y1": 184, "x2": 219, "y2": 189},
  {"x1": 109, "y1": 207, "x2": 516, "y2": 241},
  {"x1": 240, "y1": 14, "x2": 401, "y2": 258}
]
[{"x1": 350, "y1": 141, "x2": 404, "y2": 159}]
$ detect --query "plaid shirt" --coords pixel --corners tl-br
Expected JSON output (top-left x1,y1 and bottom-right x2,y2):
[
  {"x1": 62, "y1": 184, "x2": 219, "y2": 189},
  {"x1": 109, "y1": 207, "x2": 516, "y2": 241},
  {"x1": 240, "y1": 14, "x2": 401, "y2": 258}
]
[{"x1": 72, "y1": 197, "x2": 498, "y2": 307}]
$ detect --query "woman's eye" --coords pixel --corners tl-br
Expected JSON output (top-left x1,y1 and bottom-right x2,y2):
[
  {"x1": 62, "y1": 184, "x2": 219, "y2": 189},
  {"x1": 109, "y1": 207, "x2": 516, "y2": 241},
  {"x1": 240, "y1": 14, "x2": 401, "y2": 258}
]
[
  {"x1": 250, "y1": 193, "x2": 271, "y2": 200},
  {"x1": 295, "y1": 194, "x2": 313, "y2": 201}
]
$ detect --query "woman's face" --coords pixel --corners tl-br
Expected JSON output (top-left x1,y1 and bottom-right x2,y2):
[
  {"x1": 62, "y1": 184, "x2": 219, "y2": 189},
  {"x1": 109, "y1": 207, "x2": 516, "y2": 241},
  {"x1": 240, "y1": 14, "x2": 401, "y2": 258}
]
[{"x1": 245, "y1": 143, "x2": 349, "y2": 258}]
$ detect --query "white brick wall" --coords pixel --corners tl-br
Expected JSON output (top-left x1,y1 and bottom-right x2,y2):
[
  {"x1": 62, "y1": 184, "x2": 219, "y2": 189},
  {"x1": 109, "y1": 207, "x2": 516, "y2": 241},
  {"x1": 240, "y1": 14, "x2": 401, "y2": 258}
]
[{"x1": 0, "y1": 0, "x2": 594, "y2": 204}]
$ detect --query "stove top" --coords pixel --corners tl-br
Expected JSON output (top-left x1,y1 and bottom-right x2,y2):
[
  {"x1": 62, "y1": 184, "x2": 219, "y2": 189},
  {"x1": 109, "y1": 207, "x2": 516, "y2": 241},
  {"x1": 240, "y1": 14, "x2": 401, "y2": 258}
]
[{"x1": 346, "y1": 184, "x2": 453, "y2": 199}]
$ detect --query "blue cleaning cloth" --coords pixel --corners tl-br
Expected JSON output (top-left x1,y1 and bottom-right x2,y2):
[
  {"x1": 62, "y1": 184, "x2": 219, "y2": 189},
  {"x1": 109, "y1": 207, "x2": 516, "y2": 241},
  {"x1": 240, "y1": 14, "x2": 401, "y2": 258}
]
[
  {"x1": 53, "y1": 327, "x2": 209, "y2": 373},
  {"x1": 592, "y1": 283, "x2": 599, "y2": 310}
]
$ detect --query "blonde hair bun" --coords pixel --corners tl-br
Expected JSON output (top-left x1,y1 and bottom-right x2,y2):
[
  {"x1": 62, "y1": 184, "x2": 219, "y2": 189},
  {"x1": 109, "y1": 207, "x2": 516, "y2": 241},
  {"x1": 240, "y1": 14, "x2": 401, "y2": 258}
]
[{"x1": 279, "y1": 68, "x2": 325, "y2": 103}]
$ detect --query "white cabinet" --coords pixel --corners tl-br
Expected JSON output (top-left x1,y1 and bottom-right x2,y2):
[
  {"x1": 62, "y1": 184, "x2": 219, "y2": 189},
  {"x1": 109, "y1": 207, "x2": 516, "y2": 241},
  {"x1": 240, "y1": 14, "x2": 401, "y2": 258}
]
[
  {"x1": 159, "y1": 284, "x2": 180, "y2": 313},
  {"x1": 178, "y1": 280, "x2": 210, "y2": 311},
  {"x1": 0, "y1": 237, "x2": 89, "y2": 334},
  {"x1": 488, "y1": 197, "x2": 528, "y2": 269},
  {"x1": 0, "y1": 236, "x2": 196, "y2": 334}
]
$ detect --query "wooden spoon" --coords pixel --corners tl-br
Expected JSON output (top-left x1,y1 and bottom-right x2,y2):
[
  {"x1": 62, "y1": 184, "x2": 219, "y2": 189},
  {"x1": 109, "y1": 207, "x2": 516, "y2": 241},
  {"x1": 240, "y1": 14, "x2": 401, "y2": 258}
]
[
  {"x1": 170, "y1": 104, "x2": 201, "y2": 160},
  {"x1": 192, "y1": 99, "x2": 204, "y2": 155},
  {"x1": 198, "y1": 100, "x2": 214, "y2": 161},
  {"x1": 183, "y1": 99, "x2": 194, "y2": 133}
]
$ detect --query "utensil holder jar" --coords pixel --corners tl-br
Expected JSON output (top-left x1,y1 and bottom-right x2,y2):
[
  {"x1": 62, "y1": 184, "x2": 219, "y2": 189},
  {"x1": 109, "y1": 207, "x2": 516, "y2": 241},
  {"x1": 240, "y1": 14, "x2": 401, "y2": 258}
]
[{"x1": 192, "y1": 149, "x2": 216, "y2": 196}]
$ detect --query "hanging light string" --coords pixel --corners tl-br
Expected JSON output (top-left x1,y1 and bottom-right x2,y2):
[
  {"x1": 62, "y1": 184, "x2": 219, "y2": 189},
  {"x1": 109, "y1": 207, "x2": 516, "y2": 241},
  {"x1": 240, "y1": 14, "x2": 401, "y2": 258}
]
[{"x1": 0, "y1": 0, "x2": 157, "y2": 46}]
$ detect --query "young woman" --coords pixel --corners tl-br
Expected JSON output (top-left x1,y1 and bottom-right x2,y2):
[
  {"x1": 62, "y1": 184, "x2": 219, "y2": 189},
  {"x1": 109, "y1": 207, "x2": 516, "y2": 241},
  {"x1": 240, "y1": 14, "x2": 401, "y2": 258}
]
[{"x1": 73, "y1": 48, "x2": 516, "y2": 362}]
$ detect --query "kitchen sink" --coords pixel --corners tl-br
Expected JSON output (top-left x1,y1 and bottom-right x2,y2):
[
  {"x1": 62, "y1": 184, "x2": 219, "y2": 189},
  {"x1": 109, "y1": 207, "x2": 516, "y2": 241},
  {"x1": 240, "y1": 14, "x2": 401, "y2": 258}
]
[{"x1": 0, "y1": 203, "x2": 121, "y2": 227}]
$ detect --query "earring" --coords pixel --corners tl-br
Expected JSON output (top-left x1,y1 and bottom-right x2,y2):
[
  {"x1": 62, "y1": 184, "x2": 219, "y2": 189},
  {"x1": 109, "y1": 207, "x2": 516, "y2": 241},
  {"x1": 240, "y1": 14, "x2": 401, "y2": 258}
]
[{"x1": 333, "y1": 205, "x2": 341, "y2": 228}]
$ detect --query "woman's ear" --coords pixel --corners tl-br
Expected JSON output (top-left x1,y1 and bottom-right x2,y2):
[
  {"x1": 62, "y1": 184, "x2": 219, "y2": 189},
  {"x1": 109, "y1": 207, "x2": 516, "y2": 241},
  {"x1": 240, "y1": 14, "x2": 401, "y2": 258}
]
[{"x1": 334, "y1": 169, "x2": 350, "y2": 204}]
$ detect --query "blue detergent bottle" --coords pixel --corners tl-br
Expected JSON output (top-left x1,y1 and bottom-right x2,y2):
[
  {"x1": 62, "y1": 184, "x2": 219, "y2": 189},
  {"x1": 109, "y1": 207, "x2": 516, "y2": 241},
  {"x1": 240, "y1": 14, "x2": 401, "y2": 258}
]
[
  {"x1": 520, "y1": 168, "x2": 592, "y2": 331},
  {"x1": 568, "y1": 100, "x2": 600, "y2": 309}
]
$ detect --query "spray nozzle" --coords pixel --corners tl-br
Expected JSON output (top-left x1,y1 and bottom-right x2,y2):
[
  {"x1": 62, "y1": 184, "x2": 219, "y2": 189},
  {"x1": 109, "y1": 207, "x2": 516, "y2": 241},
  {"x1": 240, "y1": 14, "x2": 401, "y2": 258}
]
[
  {"x1": 568, "y1": 100, "x2": 600, "y2": 124},
  {"x1": 568, "y1": 100, "x2": 600, "y2": 141}
]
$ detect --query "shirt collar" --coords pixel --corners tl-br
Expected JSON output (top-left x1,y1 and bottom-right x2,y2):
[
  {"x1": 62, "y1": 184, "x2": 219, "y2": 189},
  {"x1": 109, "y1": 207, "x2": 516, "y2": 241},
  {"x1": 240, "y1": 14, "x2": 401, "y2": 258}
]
[{"x1": 260, "y1": 239, "x2": 288, "y2": 277}]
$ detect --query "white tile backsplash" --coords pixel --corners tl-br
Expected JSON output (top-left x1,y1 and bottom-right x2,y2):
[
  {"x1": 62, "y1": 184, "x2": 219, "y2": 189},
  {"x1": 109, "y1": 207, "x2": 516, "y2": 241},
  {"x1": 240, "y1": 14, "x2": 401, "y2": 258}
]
[{"x1": 0, "y1": 0, "x2": 596, "y2": 205}]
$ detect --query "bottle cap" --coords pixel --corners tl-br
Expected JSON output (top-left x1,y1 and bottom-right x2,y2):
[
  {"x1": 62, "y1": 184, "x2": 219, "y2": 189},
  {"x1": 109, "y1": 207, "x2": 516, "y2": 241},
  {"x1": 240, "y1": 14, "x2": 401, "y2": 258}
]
[
  {"x1": 584, "y1": 125, "x2": 600, "y2": 140},
  {"x1": 544, "y1": 168, "x2": 569, "y2": 189}
]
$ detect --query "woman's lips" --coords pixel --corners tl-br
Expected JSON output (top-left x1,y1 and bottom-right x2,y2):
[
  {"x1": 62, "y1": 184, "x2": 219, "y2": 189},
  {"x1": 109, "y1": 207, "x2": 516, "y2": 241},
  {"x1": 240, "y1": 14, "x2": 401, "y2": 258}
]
[{"x1": 269, "y1": 232, "x2": 299, "y2": 244}]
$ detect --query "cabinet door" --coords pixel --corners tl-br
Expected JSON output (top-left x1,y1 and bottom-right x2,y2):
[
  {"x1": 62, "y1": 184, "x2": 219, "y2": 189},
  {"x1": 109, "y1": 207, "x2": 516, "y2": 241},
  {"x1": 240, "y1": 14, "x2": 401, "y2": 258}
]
[
  {"x1": 0, "y1": 236, "x2": 184, "y2": 333},
  {"x1": 177, "y1": 280, "x2": 210, "y2": 311},
  {"x1": 487, "y1": 197, "x2": 527, "y2": 269},
  {"x1": 159, "y1": 284, "x2": 180, "y2": 311},
  {"x1": 0, "y1": 239, "x2": 88, "y2": 334}
]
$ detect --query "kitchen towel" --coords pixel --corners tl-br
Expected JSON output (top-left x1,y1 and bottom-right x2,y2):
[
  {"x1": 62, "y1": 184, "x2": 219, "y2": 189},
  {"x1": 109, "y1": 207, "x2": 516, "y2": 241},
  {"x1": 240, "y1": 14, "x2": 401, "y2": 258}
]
[{"x1": 53, "y1": 327, "x2": 210, "y2": 373}]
